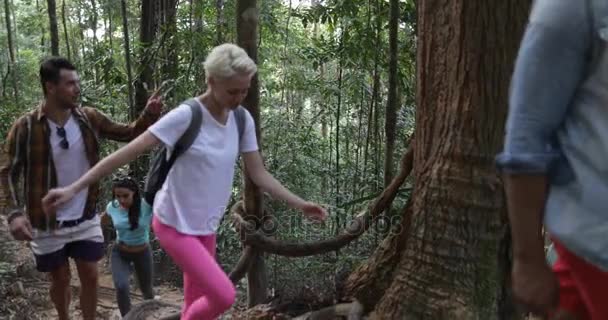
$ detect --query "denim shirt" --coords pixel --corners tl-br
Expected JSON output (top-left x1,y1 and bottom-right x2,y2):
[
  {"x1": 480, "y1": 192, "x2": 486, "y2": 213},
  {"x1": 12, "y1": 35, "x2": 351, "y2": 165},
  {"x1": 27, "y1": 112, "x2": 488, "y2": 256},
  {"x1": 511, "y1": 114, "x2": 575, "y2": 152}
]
[{"x1": 497, "y1": 0, "x2": 608, "y2": 270}]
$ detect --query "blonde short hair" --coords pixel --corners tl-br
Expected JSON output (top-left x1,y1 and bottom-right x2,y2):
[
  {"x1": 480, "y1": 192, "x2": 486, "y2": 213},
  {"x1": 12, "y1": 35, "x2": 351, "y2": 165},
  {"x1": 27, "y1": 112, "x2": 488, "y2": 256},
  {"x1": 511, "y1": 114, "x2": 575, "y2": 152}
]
[{"x1": 203, "y1": 43, "x2": 257, "y2": 79}]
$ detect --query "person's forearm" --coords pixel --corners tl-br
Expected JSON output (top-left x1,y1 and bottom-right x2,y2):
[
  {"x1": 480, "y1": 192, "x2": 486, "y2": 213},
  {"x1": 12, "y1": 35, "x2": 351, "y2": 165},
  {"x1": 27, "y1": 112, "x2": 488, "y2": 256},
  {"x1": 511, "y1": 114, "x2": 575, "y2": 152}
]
[
  {"x1": 71, "y1": 132, "x2": 158, "y2": 193},
  {"x1": 252, "y1": 170, "x2": 305, "y2": 209},
  {"x1": 504, "y1": 174, "x2": 548, "y2": 263}
]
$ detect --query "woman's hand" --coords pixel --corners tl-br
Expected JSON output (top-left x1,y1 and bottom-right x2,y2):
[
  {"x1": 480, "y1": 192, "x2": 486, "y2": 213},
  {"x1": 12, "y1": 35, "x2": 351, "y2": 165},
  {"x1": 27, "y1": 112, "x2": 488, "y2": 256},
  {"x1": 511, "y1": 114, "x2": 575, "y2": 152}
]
[
  {"x1": 298, "y1": 201, "x2": 328, "y2": 222},
  {"x1": 42, "y1": 186, "x2": 77, "y2": 215}
]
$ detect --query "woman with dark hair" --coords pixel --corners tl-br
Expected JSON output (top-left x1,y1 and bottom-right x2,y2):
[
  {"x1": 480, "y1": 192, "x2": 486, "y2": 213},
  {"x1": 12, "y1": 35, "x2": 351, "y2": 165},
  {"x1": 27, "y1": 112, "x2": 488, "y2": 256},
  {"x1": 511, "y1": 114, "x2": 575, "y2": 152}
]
[{"x1": 102, "y1": 175, "x2": 154, "y2": 316}]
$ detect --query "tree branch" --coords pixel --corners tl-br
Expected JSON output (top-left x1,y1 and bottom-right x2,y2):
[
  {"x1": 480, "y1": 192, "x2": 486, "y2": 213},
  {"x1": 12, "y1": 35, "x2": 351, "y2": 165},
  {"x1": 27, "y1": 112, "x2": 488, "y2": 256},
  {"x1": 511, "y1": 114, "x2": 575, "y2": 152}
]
[
  {"x1": 231, "y1": 146, "x2": 414, "y2": 257},
  {"x1": 228, "y1": 245, "x2": 256, "y2": 284}
]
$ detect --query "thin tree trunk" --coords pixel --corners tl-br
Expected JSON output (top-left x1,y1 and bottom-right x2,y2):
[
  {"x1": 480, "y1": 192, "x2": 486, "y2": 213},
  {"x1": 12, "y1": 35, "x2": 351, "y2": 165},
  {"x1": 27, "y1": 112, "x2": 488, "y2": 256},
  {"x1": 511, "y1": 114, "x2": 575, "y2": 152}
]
[
  {"x1": 134, "y1": 0, "x2": 156, "y2": 113},
  {"x1": 46, "y1": 0, "x2": 60, "y2": 55},
  {"x1": 194, "y1": 0, "x2": 206, "y2": 90},
  {"x1": 346, "y1": 1, "x2": 530, "y2": 318},
  {"x1": 107, "y1": 0, "x2": 114, "y2": 50},
  {"x1": 237, "y1": 0, "x2": 267, "y2": 307},
  {"x1": 216, "y1": 0, "x2": 224, "y2": 44},
  {"x1": 362, "y1": 93, "x2": 374, "y2": 197},
  {"x1": 311, "y1": 0, "x2": 328, "y2": 193},
  {"x1": 185, "y1": 0, "x2": 195, "y2": 81},
  {"x1": 364, "y1": 0, "x2": 382, "y2": 195},
  {"x1": 120, "y1": 0, "x2": 134, "y2": 111},
  {"x1": 90, "y1": 0, "x2": 98, "y2": 44},
  {"x1": 4, "y1": 0, "x2": 18, "y2": 102},
  {"x1": 130, "y1": 0, "x2": 156, "y2": 182},
  {"x1": 335, "y1": 27, "x2": 345, "y2": 238},
  {"x1": 76, "y1": 5, "x2": 85, "y2": 61},
  {"x1": 160, "y1": 0, "x2": 178, "y2": 103},
  {"x1": 10, "y1": 0, "x2": 17, "y2": 55},
  {"x1": 61, "y1": 0, "x2": 71, "y2": 61},
  {"x1": 384, "y1": 0, "x2": 399, "y2": 189},
  {"x1": 371, "y1": 0, "x2": 382, "y2": 194},
  {"x1": 353, "y1": 81, "x2": 366, "y2": 195},
  {"x1": 37, "y1": 0, "x2": 45, "y2": 50},
  {"x1": 2, "y1": 67, "x2": 9, "y2": 98},
  {"x1": 102, "y1": 0, "x2": 114, "y2": 85},
  {"x1": 90, "y1": 0, "x2": 99, "y2": 79},
  {"x1": 381, "y1": 0, "x2": 400, "y2": 236},
  {"x1": 279, "y1": 0, "x2": 291, "y2": 109}
]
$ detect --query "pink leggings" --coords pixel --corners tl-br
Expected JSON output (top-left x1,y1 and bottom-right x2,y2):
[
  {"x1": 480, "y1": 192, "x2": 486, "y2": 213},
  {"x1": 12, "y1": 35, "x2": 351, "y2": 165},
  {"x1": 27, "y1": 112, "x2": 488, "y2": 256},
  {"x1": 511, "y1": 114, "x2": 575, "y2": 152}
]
[{"x1": 152, "y1": 216, "x2": 236, "y2": 320}]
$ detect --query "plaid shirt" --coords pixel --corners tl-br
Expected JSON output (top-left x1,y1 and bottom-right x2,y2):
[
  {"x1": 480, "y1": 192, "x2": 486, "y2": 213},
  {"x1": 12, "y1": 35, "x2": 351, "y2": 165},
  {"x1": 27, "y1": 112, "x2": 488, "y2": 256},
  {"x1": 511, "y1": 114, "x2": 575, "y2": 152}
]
[{"x1": 0, "y1": 102, "x2": 159, "y2": 230}]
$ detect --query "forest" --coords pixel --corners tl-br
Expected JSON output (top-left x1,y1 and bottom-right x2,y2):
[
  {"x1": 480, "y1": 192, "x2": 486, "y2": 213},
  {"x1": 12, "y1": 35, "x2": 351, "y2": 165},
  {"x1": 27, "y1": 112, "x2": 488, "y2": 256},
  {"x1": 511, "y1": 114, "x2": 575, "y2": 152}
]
[{"x1": 0, "y1": 0, "x2": 533, "y2": 319}]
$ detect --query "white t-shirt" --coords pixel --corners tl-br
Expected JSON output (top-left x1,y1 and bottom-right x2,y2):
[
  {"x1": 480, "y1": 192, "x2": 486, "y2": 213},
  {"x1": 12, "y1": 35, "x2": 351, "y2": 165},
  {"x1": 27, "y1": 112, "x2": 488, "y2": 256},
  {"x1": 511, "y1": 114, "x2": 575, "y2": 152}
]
[
  {"x1": 148, "y1": 98, "x2": 259, "y2": 235},
  {"x1": 47, "y1": 116, "x2": 90, "y2": 221}
]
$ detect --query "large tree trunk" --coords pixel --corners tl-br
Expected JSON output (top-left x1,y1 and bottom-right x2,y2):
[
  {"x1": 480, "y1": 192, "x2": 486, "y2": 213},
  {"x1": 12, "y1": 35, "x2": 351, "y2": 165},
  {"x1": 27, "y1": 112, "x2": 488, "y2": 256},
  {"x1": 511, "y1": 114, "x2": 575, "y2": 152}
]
[
  {"x1": 236, "y1": 0, "x2": 267, "y2": 307},
  {"x1": 345, "y1": 1, "x2": 530, "y2": 319},
  {"x1": 46, "y1": 0, "x2": 59, "y2": 55}
]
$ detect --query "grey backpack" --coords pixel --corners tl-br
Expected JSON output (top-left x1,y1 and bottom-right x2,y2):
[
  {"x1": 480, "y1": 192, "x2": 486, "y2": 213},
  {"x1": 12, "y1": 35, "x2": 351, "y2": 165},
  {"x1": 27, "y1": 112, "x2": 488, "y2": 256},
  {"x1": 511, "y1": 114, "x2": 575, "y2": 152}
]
[{"x1": 143, "y1": 98, "x2": 247, "y2": 204}]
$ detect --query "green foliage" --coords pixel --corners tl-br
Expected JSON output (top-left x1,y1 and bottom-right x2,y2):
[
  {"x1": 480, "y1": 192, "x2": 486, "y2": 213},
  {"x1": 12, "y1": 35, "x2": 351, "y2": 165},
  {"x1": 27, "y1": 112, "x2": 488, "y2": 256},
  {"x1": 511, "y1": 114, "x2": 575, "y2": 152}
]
[{"x1": 1, "y1": 0, "x2": 416, "y2": 301}]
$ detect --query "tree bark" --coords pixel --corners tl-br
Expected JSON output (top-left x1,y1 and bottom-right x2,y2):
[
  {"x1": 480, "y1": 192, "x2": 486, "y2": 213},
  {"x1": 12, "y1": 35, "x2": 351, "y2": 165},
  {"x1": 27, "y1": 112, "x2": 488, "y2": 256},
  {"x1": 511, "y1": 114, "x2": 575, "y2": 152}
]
[
  {"x1": 61, "y1": 0, "x2": 70, "y2": 61},
  {"x1": 372, "y1": 0, "x2": 382, "y2": 193},
  {"x1": 37, "y1": 0, "x2": 45, "y2": 51},
  {"x1": 160, "y1": 0, "x2": 178, "y2": 102},
  {"x1": 381, "y1": 0, "x2": 400, "y2": 236},
  {"x1": 107, "y1": 0, "x2": 113, "y2": 49},
  {"x1": 120, "y1": 0, "x2": 134, "y2": 111},
  {"x1": 90, "y1": 0, "x2": 98, "y2": 44},
  {"x1": 236, "y1": 0, "x2": 267, "y2": 307},
  {"x1": 216, "y1": 0, "x2": 224, "y2": 44},
  {"x1": 383, "y1": 0, "x2": 399, "y2": 189},
  {"x1": 46, "y1": 0, "x2": 59, "y2": 55},
  {"x1": 131, "y1": 0, "x2": 157, "y2": 182},
  {"x1": 345, "y1": 1, "x2": 530, "y2": 319},
  {"x1": 134, "y1": 0, "x2": 157, "y2": 114},
  {"x1": 76, "y1": 4, "x2": 85, "y2": 61},
  {"x1": 335, "y1": 30, "x2": 343, "y2": 210},
  {"x1": 90, "y1": 0, "x2": 98, "y2": 79},
  {"x1": 3, "y1": 0, "x2": 18, "y2": 102}
]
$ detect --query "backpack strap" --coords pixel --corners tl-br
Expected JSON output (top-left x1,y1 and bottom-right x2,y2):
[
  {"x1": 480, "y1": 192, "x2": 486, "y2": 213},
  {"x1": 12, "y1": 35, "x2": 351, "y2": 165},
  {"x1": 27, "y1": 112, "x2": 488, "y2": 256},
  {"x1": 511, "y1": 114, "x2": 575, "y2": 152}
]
[
  {"x1": 234, "y1": 106, "x2": 247, "y2": 142},
  {"x1": 171, "y1": 99, "x2": 203, "y2": 160}
]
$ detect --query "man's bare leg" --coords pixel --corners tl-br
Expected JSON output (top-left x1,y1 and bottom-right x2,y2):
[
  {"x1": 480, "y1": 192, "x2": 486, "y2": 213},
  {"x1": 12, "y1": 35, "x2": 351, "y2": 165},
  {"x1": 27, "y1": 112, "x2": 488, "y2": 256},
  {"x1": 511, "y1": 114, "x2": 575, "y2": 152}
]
[
  {"x1": 75, "y1": 259, "x2": 99, "y2": 320},
  {"x1": 49, "y1": 263, "x2": 71, "y2": 320}
]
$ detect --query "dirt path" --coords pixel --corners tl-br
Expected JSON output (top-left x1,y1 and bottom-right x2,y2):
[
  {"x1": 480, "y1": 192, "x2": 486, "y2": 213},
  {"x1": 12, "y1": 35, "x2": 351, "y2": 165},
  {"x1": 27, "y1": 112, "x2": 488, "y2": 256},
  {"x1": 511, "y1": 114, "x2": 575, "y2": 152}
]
[
  {"x1": 0, "y1": 216, "x2": 183, "y2": 320},
  {"x1": 35, "y1": 262, "x2": 185, "y2": 320}
]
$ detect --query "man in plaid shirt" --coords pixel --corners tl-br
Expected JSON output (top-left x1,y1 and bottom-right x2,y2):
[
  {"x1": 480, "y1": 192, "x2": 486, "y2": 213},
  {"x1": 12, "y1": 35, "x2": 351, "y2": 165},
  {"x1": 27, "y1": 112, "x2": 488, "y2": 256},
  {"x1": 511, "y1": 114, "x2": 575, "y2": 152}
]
[{"x1": 0, "y1": 57, "x2": 163, "y2": 320}]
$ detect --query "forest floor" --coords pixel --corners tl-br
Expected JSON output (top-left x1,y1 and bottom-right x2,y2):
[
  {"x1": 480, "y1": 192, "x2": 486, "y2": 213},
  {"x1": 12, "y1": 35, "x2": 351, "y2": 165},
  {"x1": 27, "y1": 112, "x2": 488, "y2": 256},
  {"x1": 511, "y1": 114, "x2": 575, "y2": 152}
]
[
  {"x1": 0, "y1": 215, "x2": 254, "y2": 320},
  {"x1": 0, "y1": 214, "x2": 545, "y2": 320}
]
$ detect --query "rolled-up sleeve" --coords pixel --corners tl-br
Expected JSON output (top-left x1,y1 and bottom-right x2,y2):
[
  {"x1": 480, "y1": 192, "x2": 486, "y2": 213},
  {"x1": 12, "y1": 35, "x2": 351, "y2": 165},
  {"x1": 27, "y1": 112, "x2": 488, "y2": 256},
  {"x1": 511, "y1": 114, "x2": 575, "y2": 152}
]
[{"x1": 497, "y1": 0, "x2": 591, "y2": 174}]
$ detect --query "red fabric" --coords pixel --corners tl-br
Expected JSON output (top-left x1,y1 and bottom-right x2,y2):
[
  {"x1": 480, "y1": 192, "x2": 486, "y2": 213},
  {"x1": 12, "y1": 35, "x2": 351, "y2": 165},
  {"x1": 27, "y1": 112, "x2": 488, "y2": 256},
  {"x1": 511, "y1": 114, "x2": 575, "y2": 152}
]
[{"x1": 550, "y1": 240, "x2": 608, "y2": 320}]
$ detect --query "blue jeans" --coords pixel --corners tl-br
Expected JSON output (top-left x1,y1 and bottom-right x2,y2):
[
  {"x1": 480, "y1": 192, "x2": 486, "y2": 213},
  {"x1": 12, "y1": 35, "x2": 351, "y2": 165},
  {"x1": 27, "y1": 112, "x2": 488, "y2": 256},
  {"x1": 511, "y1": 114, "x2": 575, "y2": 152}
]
[{"x1": 111, "y1": 245, "x2": 155, "y2": 316}]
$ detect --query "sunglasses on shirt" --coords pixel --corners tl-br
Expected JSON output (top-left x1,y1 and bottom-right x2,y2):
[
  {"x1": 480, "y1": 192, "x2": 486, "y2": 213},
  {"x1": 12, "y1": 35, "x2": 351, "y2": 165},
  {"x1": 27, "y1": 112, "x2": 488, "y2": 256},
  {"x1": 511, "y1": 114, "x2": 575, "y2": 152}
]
[{"x1": 56, "y1": 127, "x2": 69, "y2": 149}]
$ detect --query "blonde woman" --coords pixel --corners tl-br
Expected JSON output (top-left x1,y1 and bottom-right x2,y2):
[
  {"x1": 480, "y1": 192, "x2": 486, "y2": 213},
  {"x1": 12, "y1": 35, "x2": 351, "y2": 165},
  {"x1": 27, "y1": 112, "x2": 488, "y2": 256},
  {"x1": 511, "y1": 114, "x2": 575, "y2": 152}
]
[{"x1": 43, "y1": 43, "x2": 327, "y2": 320}]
